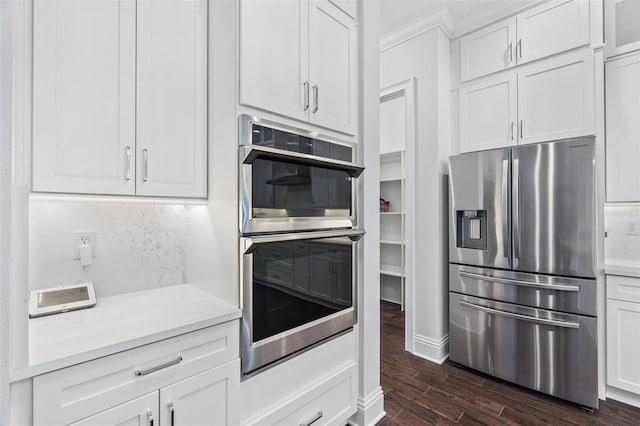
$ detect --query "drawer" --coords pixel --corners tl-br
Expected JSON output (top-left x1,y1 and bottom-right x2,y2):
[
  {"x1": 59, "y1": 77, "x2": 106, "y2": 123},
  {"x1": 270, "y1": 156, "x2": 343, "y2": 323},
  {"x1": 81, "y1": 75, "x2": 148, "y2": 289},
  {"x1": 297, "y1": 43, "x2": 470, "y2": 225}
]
[
  {"x1": 33, "y1": 321, "x2": 239, "y2": 426},
  {"x1": 607, "y1": 275, "x2": 640, "y2": 304},
  {"x1": 249, "y1": 363, "x2": 357, "y2": 426}
]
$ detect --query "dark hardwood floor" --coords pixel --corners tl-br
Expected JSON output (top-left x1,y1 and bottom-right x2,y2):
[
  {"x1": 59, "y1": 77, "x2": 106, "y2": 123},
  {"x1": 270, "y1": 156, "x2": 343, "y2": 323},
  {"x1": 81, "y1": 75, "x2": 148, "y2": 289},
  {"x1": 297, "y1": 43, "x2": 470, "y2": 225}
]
[{"x1": 378, "y1": 301, "x2": 640, "y2": 425}]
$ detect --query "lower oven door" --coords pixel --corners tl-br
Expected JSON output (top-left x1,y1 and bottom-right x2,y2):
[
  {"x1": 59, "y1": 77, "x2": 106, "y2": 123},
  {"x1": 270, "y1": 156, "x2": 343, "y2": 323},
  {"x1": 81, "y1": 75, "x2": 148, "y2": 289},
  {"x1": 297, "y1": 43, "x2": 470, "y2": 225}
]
[
  {"x1": 240, "y1": 229, "x2": 363, "y2": 376},
  {"x1": 449, "y1": 293, "x2": 598, "y2": 408}
]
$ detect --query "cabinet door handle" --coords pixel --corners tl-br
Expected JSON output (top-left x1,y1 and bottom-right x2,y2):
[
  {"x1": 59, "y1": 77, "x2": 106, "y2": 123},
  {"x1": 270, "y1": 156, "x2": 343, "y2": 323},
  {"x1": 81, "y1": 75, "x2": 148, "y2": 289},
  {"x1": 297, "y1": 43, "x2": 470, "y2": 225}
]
[
  {"x1": 510, "y1": 122, "x2": 514, "y2": 140},
  {"x1": 519, "y1": 120, "x2": 524, "y2": 139},
  {"x1": 125, "y1": 146, "x2": 132, "y2": 181},
  {"x1": 304, "y1": 81, "x2": 310, "y2": 111},
  {"x1": 147, "y1": 411, "x2": 154, "y2": 426},
  {"x1": 135, "y1": 355, "x2": 183, "y2": 376},
  {"x1": 517, "y1": 39, "x2": 522, "y2": 59},
  {"x1": 508, "y1": 42, "x2": 513, "y2": 63},
  {"x1": 300, "y1": 411, "x2": 323, "y2": 426},
  {"x1": 312, "y1": 84, "x2": 319, "y2": 113},
  {"x1": 168, "y1": 402, "x2": 175, "y2": 426},
  {"x1": 143, "y1": 148, "x2": 149, "y2": 182}
]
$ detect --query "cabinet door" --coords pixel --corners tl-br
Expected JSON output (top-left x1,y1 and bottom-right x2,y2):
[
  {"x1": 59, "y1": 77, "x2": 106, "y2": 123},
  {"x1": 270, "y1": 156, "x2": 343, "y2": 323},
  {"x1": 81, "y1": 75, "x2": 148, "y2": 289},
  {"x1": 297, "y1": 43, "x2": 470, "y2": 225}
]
[
  {"x1": 517, "y1": 49, "x2": 594, "y2": 145},
  {"x1": 293, "y1": 242, "x2": 311, "y2": 295},
  {"x1": 460, "y1": 18, "x2": 517, "y2": 82},
  {"x1": 69, "y1": 392, "x2": 157, "y2": 426},
  {"x1": 606, "y1": 53, "x2": 640, "y2": 202},
  {"x1": 309, "y1": 0, "x2": 357, "y2": 135},
  {"x1": 459, "y1": 74, "x2": 517, "y2": 153},
  {"x1": 32, "y1": 0, "x2": 136, "y2": 195},
  {"x1": 516, "y1": 0, "x2": 590, "y2": 65},
  {"x1": 239, "y1": 0, "x2": 309, "y2": 122},
  {"x1": 605, "y1": 0, "x2": 640, "y2": 59},
  {"x1": 136, "y1": 0, "x2": 207, "y2": 198},
  {"x1": 160, "y1": 360, "x2": 240, "y2": 426},
  {"x1": 607, "y1": 299, "x2": 640, "y2": 395},
  {"x1": 310, "y1": 255, "x2": 334, "y2": 301}
]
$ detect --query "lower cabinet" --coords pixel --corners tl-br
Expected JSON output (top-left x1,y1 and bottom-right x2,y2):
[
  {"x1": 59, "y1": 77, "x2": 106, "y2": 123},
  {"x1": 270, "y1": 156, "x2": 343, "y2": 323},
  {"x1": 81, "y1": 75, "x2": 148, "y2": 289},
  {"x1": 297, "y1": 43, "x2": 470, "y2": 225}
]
[
  {"x1": 33, "y1": 323, "x2": 240, "y2": 426},
  {"x1": 71, "y1": 362, "x2": 239, "y2": 426},
  {"x1": 607, "y1": 275, "x2": 640, "y2": 407}
]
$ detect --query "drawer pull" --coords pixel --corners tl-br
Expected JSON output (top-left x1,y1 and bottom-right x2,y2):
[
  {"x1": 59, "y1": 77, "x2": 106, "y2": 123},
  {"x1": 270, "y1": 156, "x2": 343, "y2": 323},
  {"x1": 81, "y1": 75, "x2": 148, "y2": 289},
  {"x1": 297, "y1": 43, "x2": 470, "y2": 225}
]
[
  {"x1": 135, "y1": 355, "x2": 183, "y2": 377},
  {"x1": 300, "y1": 411, "x2": 323, "y2": 426},
  {"x1": 459, "y1": 300, "x2": 580, "y2": 329},
  {"x1": 147, "y1": 411, "x2": 154, "y2": 426}
]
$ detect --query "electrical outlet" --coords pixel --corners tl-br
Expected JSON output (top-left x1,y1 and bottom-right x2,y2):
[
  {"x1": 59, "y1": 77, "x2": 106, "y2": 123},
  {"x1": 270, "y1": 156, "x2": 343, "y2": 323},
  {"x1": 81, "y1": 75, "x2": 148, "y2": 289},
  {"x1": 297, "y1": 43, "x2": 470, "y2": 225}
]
[
  {"x1": 625, "y1": 220, "x2": 640, "y2": 236},
  {"x1": 72, "y1": 231, "x2": 97, "y2": 259}
]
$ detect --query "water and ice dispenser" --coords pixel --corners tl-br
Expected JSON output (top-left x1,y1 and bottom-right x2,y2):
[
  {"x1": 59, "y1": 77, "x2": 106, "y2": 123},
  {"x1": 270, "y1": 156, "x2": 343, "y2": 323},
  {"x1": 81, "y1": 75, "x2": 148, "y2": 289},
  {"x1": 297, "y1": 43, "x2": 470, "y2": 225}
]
[{"x1": 455, "y1": 210, "x2": 487, "y2": 250}]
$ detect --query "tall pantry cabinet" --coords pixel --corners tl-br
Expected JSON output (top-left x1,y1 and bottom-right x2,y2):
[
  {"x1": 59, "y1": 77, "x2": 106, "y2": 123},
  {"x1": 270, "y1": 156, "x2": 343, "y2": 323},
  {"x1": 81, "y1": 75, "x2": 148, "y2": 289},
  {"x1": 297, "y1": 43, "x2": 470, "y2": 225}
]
[{"x1": 32, "y1": 0, "x2": 207, "y2": 198}]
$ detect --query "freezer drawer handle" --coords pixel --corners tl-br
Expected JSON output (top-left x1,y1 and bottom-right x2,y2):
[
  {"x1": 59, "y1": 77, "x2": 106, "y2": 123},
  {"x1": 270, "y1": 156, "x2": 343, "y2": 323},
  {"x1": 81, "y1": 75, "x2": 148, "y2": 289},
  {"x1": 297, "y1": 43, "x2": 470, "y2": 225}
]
[
  {"x1": 459, "y1": 300, "x2": 580, "y2": 329},
  {"x1": 135, "y1": 355, "x2": 183, "y2": 376},
  {"x1": 458, "y1": 270, "x2": 580, "y2": 292}
]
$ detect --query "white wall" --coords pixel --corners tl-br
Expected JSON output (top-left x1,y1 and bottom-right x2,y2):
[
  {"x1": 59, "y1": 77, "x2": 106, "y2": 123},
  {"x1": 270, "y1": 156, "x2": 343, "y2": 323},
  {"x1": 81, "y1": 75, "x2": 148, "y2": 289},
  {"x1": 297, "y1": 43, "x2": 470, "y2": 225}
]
[
  {"x1": 28, "y1": 199, "x2": 189, "y2": 298},
  {"x1": 380, "y1": 28, "x2": 451, "y2": 363}
]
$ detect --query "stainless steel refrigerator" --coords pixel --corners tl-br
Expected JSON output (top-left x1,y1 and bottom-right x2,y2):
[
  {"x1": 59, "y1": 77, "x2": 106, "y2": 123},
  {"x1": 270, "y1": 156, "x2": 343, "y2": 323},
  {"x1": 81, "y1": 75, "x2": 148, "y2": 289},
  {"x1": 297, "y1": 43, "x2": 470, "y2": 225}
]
[{"x1": 448, "y1": 137, "x2": 598, "y2": 409}]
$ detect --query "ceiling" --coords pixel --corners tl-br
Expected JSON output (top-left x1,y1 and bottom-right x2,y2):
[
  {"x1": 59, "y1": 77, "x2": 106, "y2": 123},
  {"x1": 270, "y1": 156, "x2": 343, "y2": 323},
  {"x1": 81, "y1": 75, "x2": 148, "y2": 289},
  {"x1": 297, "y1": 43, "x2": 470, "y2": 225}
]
[{"x1": 379, "y1": 0, "x2": 536, "y2": 36}]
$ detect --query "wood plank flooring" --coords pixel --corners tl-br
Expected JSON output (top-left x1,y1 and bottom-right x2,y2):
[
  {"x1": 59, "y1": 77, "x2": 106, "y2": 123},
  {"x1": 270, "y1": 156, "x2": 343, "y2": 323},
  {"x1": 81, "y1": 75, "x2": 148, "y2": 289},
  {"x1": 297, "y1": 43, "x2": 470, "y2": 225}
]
[{"x1": 378, "y1": 301, "x2": 640, "y2": 425}]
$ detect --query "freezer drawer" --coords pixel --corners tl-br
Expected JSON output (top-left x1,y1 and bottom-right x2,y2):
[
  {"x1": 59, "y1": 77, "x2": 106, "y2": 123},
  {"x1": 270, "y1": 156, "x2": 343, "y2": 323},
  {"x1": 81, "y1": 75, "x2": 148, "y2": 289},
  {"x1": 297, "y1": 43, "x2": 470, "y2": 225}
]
[
  {"x1": 449, "y1": 293, "x2": 598, "y2": 409},
  {"x1": 449, "y1": 264, "x2": 597, "y2": 316}
]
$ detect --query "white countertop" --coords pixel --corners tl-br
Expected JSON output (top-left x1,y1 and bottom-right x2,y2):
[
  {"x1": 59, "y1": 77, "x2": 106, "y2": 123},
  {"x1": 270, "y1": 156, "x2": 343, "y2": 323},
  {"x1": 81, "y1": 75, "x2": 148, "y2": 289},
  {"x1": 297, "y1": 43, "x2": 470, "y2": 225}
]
[
  {"x1": 605, "y1": 260, "x2": 640, "y2": 278},
  {"x1": 13, "y1": 284, "x2": 240, "y2": 381}
]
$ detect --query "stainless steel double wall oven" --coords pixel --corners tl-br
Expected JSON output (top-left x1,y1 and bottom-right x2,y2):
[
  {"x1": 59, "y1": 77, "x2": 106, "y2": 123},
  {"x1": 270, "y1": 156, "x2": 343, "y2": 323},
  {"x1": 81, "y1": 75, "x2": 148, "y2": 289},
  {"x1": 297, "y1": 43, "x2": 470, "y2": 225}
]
[
  {"x1": 448, "y1": 137, "x2": 598, "y2": 409},
  {"x1": 239, "y1": 115, "x2": 364, "y2": 376}
]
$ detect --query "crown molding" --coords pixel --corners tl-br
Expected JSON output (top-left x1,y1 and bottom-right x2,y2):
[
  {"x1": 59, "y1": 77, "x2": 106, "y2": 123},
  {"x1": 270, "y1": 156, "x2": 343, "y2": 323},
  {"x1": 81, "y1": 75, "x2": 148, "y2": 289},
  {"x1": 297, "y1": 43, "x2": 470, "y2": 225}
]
[{"x1": 380, "y1": 6, "x2": 455, "y2": 53}]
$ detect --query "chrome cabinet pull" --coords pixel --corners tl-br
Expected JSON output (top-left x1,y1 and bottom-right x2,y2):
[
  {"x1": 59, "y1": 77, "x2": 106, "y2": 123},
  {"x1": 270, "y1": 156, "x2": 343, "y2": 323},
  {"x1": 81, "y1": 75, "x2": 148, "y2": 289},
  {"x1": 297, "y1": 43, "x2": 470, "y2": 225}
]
[
  {"x1": 300, "y1": 411, "x2": 323, "y2": 426},
  {"x1": 517, "y1": 39, "x2": 522, "y2": 59},
  {"x1": 147, "y1": 411, "x2": 154, "y2": 426},
  {"x1": 168, "y1": 402, "x2": 175, "y2": 426},
  {"x1": 312, "y1": 84, "x2": 319, "y2": 113},
  {"x1": 142, "y1": 148, "x2": 149, "y2": 182},
  {"x1": 459, "y1": 300, "x2": 580, "y2": 329},
  {"x1": 304, "y1": 81, "x2": 310, "y2": 111},
  {"x1": 125, "y1": 146, "x2": 132, "y2": 181},
  {"x1": 459, "y1": 270, "x2": 580, "y2": 292},
  {"x1": 508, "y1": 42, "x2": 513, "y2": 63},
  {"x1": 135, "y1": 355, "x2": 183, "y2": 376},
  {"x1": 510, "y1": 122, "x2": 514, "y2": 140},
  {"x1": 519, "y1": 120, "x2": 523, "y2": 139}
]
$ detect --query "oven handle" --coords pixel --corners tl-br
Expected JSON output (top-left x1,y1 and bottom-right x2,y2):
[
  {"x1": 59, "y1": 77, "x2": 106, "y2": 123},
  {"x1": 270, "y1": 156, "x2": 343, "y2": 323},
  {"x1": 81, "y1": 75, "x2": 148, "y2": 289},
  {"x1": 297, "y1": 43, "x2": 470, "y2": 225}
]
[
  {"x1": 459, "y1": 300, "x2": 580, "y2": 329},
  {"x1": 242, "y1": 229, "x2": 365, "y2": 254},
  {"x1": 458, "y1": 270, "x2": 580, "y2": 292},
  {"x1": 240, "y1": 145, "x2": 365, "y2": 178}
]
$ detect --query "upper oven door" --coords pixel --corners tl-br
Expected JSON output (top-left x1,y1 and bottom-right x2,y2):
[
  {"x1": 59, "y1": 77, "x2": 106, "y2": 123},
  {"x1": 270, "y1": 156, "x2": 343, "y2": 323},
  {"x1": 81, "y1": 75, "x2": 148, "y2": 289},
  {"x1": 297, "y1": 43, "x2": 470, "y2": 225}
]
[{"x1": 239, "y1": 115, "x2": 364, "y2": 235}]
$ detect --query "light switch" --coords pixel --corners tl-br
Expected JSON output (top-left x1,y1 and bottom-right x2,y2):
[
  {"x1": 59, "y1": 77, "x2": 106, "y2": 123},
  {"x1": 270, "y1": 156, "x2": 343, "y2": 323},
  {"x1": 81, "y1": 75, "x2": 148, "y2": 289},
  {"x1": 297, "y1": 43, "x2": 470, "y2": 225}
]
[{"x1": 470, "y1": 218, "x2": 481, "y2": 240}]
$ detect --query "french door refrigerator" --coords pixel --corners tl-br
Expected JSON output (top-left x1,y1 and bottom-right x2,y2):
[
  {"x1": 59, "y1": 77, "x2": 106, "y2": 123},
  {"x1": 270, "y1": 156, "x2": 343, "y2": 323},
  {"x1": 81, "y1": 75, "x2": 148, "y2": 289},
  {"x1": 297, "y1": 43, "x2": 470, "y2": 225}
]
[{"x1": 448, "y1": 137, "x2": 598, "y2": 409}]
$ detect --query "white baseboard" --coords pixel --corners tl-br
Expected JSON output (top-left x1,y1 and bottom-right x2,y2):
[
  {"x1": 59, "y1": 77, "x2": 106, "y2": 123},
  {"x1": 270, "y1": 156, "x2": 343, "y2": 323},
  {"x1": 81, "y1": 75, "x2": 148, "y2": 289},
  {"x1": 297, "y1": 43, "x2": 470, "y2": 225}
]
[
  {"x1": 349, "y1": 386, "x2": 385, "y2": 426},
  {"x1": 412, "y1": 333, "x2": 449, "y2": 364},
  {"x1": 606, "y1": 386, "x2": 640, "y2": 409}
]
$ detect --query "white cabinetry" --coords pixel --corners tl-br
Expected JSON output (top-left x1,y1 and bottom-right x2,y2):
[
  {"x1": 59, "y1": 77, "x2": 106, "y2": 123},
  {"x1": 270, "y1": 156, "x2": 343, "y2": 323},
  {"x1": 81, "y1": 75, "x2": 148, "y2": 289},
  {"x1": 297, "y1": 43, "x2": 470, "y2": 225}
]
[
  {"x1": 70, "y1": 393, "x2": 158, "y2": 426},
  {"x1": 605, "y1": 0, "x2": 640, "y2": 59},
  {"x1": 32, "y1": 0, "x2": 136, "y2": 195},
  {"x1": 239, "y1": 0, "x2": 357, "y2": 135},
  {"x1": 459, "y1": 74, "x2": 517, "y2": 153},
  {"x1": 32, "y1": 0, "x2": 207, "y2": 198},
  {"x1": 607, "y1": 275, "x2": 640, "y2": 407},
  {"x1": 459, "y1": 0, "x2": 589, "y2": 83},
  {"x1": 605, "y1": 52, "x2": 640, "y2": 202},
  {"x1": 459, "y1": 49, "x2": 594, "y2": 152},
  {"x1": 518, "y1": 49, "x2": 594, "y2": 145}
]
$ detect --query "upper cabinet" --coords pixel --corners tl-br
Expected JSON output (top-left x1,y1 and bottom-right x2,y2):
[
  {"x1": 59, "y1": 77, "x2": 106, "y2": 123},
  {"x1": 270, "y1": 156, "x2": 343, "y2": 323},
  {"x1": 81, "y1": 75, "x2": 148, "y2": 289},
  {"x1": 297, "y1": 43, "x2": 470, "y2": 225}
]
[
  {"x1": 240, "y1": 0, "x2": 357, "y2": 135},
  {"x1": 459, "y1": 49, "x2": 595, "y2": 153},
  {"x1": 460, "y1": 0, "x2": 590, "y2": 83},
  {"x1": 605, "y1": 0, "x2": 640, "y2": 59},
  {"x1": 606, "y1": 53, "x2": 640, "y2": 202},
  {"x1": 32, "y1": 0, "x2": 207, "y2": 198}
]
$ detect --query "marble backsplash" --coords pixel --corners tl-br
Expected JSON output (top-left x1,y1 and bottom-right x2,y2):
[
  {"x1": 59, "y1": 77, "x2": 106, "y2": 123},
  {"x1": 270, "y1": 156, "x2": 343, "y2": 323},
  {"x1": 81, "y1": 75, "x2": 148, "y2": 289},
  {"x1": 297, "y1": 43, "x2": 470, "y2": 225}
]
[
  {"x1": 605, "y1": 203, "x2": 640, "y2": 266},
  {"x1": 29, "y1": 199, "x2": 188, "y2": 298}
]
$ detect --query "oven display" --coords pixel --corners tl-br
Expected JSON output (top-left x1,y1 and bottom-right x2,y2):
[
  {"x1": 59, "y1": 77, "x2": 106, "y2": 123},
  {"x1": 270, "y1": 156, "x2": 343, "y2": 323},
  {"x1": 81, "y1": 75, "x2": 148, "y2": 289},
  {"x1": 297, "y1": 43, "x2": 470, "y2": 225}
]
[{"x1": 252, "y1": 239, "x2": 353, "y2": 343}]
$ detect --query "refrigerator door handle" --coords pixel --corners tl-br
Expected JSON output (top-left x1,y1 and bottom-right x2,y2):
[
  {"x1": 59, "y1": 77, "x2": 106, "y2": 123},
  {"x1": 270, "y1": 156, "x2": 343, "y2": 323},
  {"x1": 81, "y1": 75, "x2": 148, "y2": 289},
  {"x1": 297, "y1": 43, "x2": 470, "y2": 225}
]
[
  {"x1": 458, "y1": 270, "x2": 580, "y2": 292},
  {"x1": 459, "y1": 300, "x2": 580, "y2": 329},
  {"x1": 501, "y1": 156, "x2": 510, "y2": 263},
  {"x1": 512, "y1": 155, "x2": 520, "y2": 266}
]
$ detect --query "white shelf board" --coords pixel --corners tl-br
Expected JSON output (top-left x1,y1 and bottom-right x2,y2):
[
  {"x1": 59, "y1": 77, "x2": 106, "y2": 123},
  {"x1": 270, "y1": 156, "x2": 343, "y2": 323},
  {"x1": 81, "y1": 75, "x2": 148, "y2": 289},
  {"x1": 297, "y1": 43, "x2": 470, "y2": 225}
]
[
  {"x1": 380, "y1": 263, "x2": 404, "y2": 277},
  {"x1": 380, "y1": 240, "x2": 404, "y2": 246},
  {"x1": 380, "y1": 211, "x2": 404, "y2": 215},
  {"x1": 380, "y1": 177, "x2": 404, "y2": 183}
]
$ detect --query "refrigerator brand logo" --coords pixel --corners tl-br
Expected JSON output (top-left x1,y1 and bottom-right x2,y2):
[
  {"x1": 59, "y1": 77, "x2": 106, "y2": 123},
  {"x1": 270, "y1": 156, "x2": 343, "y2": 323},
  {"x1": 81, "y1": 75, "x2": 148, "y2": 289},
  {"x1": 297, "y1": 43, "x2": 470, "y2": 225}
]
[{"x1": 569, "y1": 144, "x2": 589, "y2": 149}]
